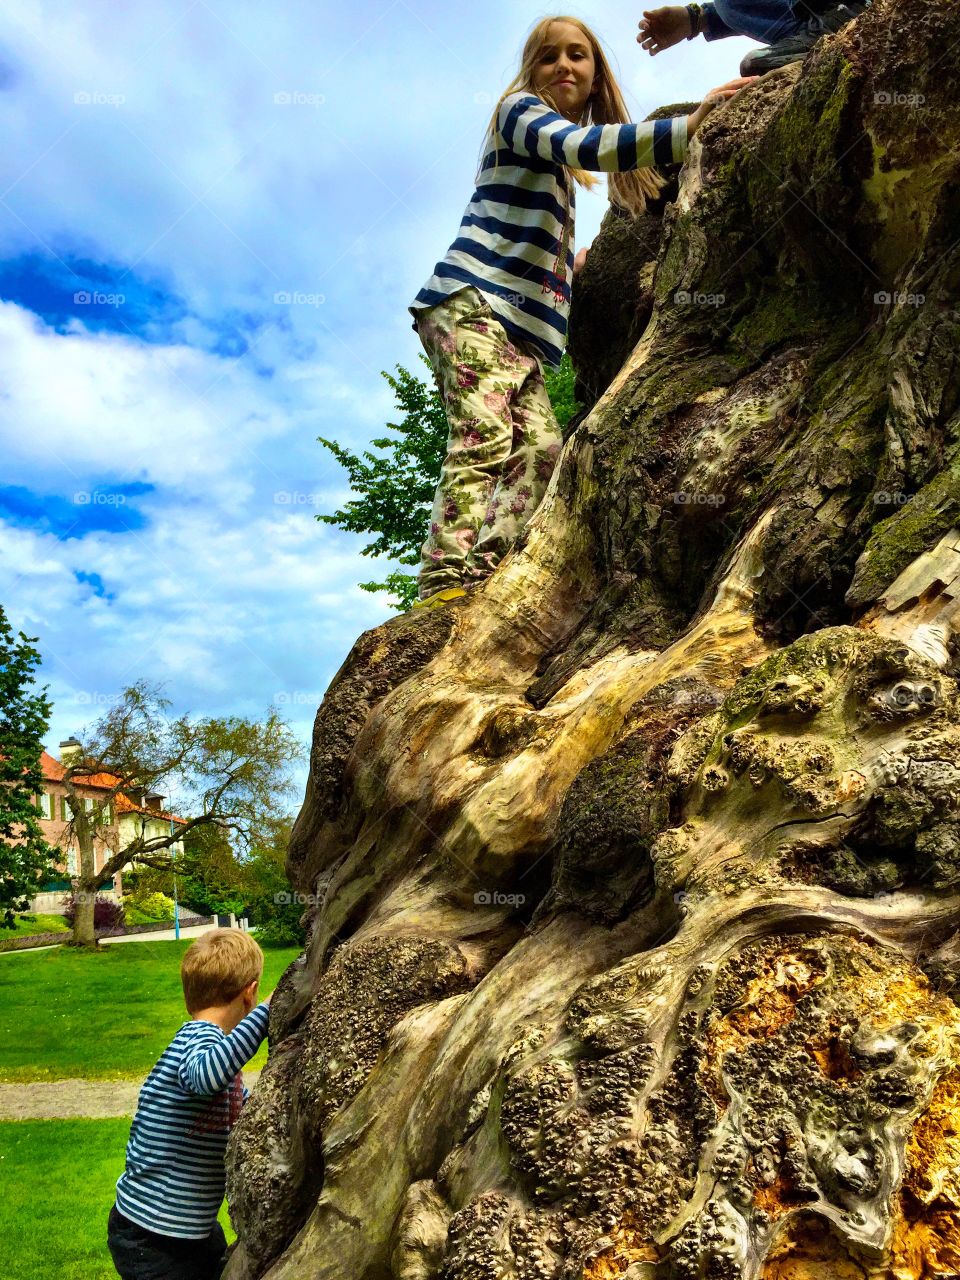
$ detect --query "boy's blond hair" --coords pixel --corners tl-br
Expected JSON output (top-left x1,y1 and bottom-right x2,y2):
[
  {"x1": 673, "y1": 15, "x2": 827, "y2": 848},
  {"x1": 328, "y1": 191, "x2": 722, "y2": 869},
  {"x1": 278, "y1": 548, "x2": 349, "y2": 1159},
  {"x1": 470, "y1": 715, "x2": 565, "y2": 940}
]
[{"x1": 181, "y1": 928, "x2": 264, "y2": 1014}]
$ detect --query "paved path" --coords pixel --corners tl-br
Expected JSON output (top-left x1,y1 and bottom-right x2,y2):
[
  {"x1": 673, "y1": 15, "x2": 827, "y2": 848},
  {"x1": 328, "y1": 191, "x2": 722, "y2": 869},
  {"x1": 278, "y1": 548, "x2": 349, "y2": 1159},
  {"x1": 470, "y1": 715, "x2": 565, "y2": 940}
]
[
  {"x1": 0, "y1": 1070, "x2": 261, "y2": 1120},
  {"x1": 99, "y1": 923, "x2": 219, "y2": 945}
]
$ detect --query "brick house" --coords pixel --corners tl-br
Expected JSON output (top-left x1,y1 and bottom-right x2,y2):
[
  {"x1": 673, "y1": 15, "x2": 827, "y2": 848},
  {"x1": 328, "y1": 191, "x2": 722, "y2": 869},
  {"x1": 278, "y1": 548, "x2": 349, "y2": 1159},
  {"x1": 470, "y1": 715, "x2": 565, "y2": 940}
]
[{"x1": 30, "y1": 737, "x2": 187, "y2": 914}]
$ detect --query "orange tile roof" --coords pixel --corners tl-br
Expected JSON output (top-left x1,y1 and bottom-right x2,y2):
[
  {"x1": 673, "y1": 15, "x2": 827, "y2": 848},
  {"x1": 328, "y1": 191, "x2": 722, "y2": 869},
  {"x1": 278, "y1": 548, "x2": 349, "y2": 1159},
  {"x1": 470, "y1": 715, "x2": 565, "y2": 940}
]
[
  {"x1": 39, "y1": 750, "x2": 186, "y2": 823},
  {"x1": 39, "y1": 750, "x2": 65, "y2": 781},
  {"x1": 40, "y1": 750, "x2": 113, "y2": 790}
]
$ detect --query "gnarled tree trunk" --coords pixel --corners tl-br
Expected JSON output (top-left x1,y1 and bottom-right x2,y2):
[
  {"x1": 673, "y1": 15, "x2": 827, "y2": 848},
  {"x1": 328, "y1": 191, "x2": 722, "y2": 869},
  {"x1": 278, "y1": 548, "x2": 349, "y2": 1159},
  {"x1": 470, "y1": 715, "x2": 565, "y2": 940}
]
[{"x1": 225, "y1": 3, "x2": 960, "y2": 1275}]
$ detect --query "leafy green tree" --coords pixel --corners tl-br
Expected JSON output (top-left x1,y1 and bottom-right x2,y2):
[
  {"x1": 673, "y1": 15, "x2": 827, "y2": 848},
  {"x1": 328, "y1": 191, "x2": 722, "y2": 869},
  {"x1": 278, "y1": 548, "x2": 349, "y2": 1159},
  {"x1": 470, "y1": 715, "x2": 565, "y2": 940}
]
[
  {"x1": 318, "y1": 353, "x2": 581, "y2": 611},
  {"x1": 177, "y1": 822, "x2": 247, "y2": 917},
  {"x1": 0, "y1": 605, "x2": 55, "y2": 926},
  {"x1": 239, "y1": 817, "x2": 305, "y2": 946}
]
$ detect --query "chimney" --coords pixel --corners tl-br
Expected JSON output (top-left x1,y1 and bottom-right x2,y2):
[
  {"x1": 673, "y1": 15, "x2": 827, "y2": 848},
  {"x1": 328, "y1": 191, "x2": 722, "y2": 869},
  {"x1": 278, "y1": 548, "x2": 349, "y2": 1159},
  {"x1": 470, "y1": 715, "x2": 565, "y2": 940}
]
[{"x1": 59, "y1": 737, "x2": 83, "y2": 767}]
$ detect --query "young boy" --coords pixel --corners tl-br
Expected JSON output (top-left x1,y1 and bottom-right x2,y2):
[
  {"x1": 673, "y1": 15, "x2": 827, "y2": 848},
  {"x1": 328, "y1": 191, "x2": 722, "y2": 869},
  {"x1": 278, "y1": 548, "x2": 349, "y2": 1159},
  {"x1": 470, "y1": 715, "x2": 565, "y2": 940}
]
[{"x1": 107, "y1": 929, "x2": 272, "y2": 1280}]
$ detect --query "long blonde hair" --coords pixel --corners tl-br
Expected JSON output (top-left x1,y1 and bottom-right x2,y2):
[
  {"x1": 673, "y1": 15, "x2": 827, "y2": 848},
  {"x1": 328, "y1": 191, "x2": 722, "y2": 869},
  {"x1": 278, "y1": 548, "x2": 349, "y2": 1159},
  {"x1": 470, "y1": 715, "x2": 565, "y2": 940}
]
[{"x1": 479, "y1": 15, "x2": 665, "y2": 215}]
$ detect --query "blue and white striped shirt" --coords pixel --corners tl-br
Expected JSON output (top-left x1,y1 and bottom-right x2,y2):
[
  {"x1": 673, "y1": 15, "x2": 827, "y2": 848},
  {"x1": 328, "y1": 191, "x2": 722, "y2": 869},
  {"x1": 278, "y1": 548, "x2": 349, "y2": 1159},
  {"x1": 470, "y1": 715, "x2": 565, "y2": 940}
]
[
  {"x1": 115, "y1": 1002, "x2": 270, "y2": 1238},
  {"x1": 410, "y1": 91, "x2": 688, "y2": 369}
]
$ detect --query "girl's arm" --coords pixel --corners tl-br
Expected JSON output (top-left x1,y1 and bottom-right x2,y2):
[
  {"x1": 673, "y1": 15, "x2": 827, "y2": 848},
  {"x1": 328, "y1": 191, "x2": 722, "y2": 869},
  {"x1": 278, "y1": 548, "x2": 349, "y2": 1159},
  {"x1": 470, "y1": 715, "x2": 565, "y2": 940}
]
[
  {"x1": 498, "y1": 80, "x2": 755, "y2": 170},
  {"x1": 498, "y1": 93, "x2": 686, "y2": 172}
]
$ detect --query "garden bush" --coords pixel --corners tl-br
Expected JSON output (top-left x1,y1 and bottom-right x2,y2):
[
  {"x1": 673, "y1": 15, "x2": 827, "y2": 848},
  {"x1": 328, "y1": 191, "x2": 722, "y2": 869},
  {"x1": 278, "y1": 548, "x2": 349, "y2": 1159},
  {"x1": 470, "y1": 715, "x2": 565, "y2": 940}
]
[
  {"x1": 61, "y1": 894, "x2": 124, "y2": 933},
  {"x1": 123, "y1": 890, "x2": 175, "y2": 923}
]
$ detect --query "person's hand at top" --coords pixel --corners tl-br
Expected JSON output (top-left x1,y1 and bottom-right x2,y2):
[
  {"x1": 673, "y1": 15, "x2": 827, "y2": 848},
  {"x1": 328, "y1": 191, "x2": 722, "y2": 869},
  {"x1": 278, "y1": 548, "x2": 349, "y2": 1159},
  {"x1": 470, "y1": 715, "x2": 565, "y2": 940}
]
[
  {"x1": 686, "y1": 77, "x2": 758, "y2": 138},
  {"x1": 638, "y1": 6, "x2": 697, "y2": 55}
]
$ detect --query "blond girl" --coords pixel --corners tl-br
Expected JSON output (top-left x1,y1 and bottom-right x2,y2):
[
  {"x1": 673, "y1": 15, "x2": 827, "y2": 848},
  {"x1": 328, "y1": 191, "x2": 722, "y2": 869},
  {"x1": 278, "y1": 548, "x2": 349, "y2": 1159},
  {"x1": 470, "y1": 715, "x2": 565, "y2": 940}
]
[{"x1": 409, "y1": 15, "x2": 752, "y2": 605}]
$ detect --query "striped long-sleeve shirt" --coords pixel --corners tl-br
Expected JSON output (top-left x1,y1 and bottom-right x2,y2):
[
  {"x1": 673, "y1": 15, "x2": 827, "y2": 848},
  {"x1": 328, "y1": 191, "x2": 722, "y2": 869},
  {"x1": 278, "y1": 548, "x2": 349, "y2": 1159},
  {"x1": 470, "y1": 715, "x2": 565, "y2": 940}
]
[
  {"x1": 114, "y1": 1002, "x2": 270, "y2": 1238},
  {"x1": 409, "y1": 91, "x2": 689, "y2": 369}
]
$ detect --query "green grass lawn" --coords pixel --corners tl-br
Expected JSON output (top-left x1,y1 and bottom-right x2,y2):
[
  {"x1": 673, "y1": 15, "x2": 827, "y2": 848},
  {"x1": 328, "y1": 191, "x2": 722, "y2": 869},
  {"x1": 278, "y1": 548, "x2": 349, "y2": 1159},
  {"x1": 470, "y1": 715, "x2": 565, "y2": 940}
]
[
  {"x1": 0, "y1": 1119, "x2": 235, "y2": 1279},
  {"x1": 0, "y1": 939, "x2": 300, "y2": 1082},
  {"x1": 0, "y1": 912, "x2": 70, "y2": 937}
]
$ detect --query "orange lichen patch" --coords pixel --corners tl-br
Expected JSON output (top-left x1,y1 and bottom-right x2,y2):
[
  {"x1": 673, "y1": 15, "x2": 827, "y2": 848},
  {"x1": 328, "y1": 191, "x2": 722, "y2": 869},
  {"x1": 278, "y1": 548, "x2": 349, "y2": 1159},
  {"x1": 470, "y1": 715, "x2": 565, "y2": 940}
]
[
  {"x1": 804, "y1": 1029, "x2": 861, "y2": 1084},
  {"x1": 582, "y1": 1214, "x2": 660, "y2": 1279},
  {"x1": 704, "y1": 950, "x2": 825, "y2": 1096},
  {"x1": 884, "y1": 1070, "x2": 960, "y2": 1277},
  {"x1": 834, "y1": 769, "x2": 867, "y2": 802},
  {"x1": 760, "y1": 1213, "x2": 866, "y2": 1278},
  {"x1": 888, "y1": 1205, "x2": 960, "y2": 1279},
  {"x1": 727, "y1": 954, "x2": 822, "y2": 1039},
  {"x1": 753, "y1": 1169, "x2": 813, "y2": 1219},
  {"x1": 705, "y1": 939, "x2": 960, "y2": 1105},
  {"x1": 905, "y1": 1070, "x2": 960, "y2": 1207}
]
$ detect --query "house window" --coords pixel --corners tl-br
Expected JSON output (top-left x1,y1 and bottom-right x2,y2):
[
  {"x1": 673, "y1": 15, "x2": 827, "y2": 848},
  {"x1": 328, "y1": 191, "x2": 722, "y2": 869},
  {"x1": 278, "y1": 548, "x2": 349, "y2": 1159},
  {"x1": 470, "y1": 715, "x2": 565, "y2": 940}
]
[
  {"x1": 61, "y1": 796, "x2": 70, "y2": 822},
  {"x1": 39, "y1": 792, "x2": 56, "y2": 820},
  {"x1": 66, "y1": 847, "x2": 78, "y2": 875}
]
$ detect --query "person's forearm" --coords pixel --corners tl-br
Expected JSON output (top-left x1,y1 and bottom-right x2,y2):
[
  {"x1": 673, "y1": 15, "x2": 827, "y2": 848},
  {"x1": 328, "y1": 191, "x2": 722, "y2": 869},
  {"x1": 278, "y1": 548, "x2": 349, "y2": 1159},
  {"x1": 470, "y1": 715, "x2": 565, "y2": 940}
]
[
  {"x1": 500, "y1": 94, "x2": 687, "y2": 171},
  {"x1": 181, "y1": 1002, "x2": 270, "y2": 1095}
]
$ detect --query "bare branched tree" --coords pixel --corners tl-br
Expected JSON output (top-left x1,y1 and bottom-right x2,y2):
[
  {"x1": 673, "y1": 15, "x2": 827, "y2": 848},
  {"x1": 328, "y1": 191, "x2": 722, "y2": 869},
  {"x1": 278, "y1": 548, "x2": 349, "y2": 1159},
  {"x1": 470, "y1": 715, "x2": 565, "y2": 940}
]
[{"x1": 61, "y1": 681, "x2": 304, "y2": 947}]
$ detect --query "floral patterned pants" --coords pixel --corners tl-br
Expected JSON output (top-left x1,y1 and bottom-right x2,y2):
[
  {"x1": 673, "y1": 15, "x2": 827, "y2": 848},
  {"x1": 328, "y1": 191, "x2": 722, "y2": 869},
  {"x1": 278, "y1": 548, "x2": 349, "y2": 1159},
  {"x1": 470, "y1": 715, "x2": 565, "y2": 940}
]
[{"x1": 414, "y1": 286, "x2": 563, "y2": 600}]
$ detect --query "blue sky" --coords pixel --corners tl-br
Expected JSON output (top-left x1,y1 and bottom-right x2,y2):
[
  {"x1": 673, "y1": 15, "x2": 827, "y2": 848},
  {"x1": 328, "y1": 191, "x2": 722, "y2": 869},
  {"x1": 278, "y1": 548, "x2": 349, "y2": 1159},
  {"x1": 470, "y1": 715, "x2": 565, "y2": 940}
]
[{"x1": 0, "y1": 0, "x2": 743, "y2": 804}]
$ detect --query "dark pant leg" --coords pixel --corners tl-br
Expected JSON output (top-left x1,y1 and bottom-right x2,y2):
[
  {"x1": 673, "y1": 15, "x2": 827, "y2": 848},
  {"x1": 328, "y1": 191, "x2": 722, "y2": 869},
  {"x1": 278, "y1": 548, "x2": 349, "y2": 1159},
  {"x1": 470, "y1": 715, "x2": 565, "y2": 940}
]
[
  {"x1": 710, "y1": 0, "x2": 804, "y2": 42},
  {"x1": 108, "y1": 1205, "x2": 227, "y2": 1280}
]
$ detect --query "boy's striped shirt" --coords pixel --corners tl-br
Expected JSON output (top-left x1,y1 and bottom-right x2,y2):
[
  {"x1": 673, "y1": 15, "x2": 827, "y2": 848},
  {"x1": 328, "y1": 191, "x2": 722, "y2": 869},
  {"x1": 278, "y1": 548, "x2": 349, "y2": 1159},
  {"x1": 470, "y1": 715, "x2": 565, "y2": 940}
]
[
  {"x1": 410, "y1": 91, "x2": 688, "y2": 369},
  {"x1": 114, "y1": 1002, "x2": 270, "y2": 1238}
]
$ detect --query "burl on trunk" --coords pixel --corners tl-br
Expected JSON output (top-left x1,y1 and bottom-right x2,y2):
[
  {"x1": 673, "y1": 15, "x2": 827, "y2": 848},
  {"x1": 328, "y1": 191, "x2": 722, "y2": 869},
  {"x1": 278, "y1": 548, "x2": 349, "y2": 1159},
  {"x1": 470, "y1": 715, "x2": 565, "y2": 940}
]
[{"x1": 225, "y1": 2, "x2": 960, "y2": 1275}]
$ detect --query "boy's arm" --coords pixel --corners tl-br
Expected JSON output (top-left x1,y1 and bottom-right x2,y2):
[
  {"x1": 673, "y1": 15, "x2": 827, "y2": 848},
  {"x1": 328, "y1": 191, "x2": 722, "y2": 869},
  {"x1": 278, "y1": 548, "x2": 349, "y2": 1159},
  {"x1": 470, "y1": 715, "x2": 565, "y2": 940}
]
[
  {"x1": 638, "y1": 5, "x2": 737, "y2": 49},
  {"x1": 497, "y1": 93, "x2": 687, "y2": 173},
  {"x1": 177, "y1": 1002, "x2": 270, "y2": 1096}
]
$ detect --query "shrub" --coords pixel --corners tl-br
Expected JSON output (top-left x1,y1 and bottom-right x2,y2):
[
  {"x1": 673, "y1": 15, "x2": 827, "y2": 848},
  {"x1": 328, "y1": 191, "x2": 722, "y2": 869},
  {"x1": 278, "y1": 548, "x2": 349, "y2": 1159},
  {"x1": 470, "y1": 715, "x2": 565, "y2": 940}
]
[
  {"x1": 254, "y1": 916, "x2": 304, "y2": 947},
  {"x1": 61, "y1": 893, "x2": 125, "y2": 933},
  {"x1": 124, "y1": 890, "x2": 175, "y2": 923}
]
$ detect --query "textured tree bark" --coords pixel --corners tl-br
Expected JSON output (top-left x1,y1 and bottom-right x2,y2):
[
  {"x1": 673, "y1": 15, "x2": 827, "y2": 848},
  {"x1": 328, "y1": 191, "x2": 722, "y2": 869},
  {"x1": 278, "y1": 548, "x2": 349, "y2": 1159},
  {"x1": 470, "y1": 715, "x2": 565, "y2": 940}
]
[{"x1": 225, "y1": 3, "x2": 960, "y2": 1275}]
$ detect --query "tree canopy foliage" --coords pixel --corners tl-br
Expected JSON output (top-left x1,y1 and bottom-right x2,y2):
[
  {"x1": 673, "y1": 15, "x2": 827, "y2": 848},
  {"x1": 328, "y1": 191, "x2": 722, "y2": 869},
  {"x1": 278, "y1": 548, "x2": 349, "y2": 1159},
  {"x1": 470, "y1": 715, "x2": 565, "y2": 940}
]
[{"x1": 0, "y1": 604, "x2": 55, "y2": 925}]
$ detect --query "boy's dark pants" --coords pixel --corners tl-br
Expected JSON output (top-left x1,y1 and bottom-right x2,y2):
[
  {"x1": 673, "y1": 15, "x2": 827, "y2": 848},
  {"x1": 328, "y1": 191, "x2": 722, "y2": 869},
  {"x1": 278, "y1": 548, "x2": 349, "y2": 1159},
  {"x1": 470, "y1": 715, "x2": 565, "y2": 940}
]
[{"x1": 108, "y1": 1205, "x2": 227, "y2": 1280}]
